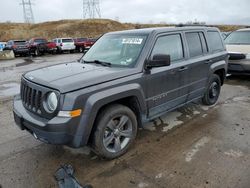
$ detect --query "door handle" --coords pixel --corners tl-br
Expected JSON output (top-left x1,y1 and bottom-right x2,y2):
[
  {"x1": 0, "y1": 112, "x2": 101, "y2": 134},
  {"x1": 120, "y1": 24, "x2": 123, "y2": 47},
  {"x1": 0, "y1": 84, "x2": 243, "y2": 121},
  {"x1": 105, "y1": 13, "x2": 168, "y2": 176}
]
[
  {"x1": 205, "y1": 59, "x2": 213, "y2": 64},
  {"x1": 178, "y1": 66, "x2": 188, "y2": 72}
]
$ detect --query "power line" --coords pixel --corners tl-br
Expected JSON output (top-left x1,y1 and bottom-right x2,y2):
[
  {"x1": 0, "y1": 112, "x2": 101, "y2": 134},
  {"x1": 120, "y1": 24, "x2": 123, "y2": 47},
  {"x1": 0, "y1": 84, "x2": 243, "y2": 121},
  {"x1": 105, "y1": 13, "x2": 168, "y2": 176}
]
[
  {"x1": 20, "y1": 0, "x2": 35, "y2": 24},
  {"x1": 83, "y1": 0, "x2": 101, "y2": 19}
]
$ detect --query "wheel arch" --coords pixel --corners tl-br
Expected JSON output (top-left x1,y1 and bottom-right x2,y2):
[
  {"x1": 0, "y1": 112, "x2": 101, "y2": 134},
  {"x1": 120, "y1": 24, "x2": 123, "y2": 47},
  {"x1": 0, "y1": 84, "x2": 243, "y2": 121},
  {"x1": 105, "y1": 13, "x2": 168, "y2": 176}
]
[
  {"x1": 210, "y1": 60, "x2": 227, "y2": 85},
  {"x1": 76, "y1": 84, "x2": 147, "y2": 146}
]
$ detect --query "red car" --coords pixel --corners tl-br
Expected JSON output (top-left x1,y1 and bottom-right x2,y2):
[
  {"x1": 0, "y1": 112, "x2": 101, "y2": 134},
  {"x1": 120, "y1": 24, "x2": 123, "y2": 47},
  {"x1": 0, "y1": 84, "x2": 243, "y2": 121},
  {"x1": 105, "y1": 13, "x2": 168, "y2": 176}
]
[
  {"x1": 46, "y1": 41, "x2": 57, "y2": 54},
  {"x1": 74, "y1": 38, "x2": 97, "y2": 53},
  {"x1": 28, "y1": 38, "x2": 57, "y2": 56}
]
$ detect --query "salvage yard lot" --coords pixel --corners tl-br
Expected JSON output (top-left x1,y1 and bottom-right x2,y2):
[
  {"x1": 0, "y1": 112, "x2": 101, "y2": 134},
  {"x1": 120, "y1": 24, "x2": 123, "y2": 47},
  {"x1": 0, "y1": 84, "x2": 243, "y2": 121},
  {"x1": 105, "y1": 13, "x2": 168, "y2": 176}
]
[{"x1": 0, "y1": 54, "x2": 250, "y2": 188}]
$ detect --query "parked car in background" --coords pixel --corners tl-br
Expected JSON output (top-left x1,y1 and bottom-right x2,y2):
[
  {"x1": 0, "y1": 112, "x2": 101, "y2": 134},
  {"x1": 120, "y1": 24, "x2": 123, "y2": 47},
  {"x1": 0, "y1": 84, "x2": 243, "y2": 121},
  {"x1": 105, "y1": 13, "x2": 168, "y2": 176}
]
[
  {"x1": 85, "y1": 38, "x2": 97, "y2": 50},
  {"x1": 46, "y1": 41, "x2": 57, "y2": 54},
  {"x1": 28, "y1": 38, "x2": 48, "y2": 56},
  {"x1": 225, "y1": 28, "x2": 250, "y2": 75},
  {"x1": 74, "y1": 38, "x2": 88, "y2": 53},
  {"x1": 53, "y1": 38, "x2": 75, "y2": 53},
  {"x1": 13, "y1": 26, "x2": 227, "y2": 159},
  {"x1": 4, "y1": 40, "x2": 29, "y2": 56},
  {"x1": 74, "y1": 38, "x2": 97, "y2": 53},
  {"x1": 0, "y1": 42, "x2": 7, "y2": 51}
]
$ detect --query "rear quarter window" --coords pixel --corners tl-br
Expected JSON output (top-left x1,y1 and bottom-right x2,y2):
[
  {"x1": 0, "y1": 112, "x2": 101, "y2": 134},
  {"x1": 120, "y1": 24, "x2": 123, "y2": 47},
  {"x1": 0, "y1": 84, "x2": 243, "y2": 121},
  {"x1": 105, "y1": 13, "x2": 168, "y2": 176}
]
[{"x1": 207, "y1": 31, "x2": 224, "y2": 52}]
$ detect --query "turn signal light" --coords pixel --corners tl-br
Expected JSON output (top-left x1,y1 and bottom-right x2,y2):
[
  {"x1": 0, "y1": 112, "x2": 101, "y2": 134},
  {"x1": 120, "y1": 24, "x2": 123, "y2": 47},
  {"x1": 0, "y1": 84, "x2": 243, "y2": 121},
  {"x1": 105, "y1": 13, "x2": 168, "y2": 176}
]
[{"x1": 58, "y1": 109, "x2": 82, "y2": 118}]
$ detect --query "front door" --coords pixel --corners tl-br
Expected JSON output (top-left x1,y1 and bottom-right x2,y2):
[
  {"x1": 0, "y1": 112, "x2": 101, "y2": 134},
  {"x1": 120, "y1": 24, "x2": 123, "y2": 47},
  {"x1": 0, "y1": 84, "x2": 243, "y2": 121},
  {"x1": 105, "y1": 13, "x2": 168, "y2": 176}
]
[{"x1": 145, "y1": 33, "x2": 189, "y2": 119}]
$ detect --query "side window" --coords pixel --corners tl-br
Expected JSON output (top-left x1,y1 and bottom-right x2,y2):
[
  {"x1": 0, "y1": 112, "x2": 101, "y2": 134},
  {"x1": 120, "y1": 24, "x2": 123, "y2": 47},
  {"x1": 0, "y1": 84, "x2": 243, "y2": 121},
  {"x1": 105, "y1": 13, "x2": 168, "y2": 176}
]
[
  {"x1": 207, "y1": 31, "x2": 224, "y2": 52},
  {"x1": 185, "y1": 32, "x2": 203, "y2": 57},
  {"x1": 151, "y1": 34, "x2": 184, "y2": 62}
]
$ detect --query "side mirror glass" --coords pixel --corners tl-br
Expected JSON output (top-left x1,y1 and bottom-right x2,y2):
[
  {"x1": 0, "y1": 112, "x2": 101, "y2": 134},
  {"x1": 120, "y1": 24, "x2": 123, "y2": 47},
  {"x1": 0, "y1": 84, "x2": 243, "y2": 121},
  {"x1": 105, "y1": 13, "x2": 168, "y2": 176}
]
[{"x1": 146, "y1": 54, "x2": 171, "y2": 69}]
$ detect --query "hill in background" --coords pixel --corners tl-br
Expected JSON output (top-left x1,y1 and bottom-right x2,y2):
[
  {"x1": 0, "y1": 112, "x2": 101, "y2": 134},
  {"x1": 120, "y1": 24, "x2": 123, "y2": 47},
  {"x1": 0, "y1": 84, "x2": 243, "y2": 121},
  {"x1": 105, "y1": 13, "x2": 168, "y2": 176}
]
[{"x1": 0, "y1": 19, "x2": 244, "y2": 41}]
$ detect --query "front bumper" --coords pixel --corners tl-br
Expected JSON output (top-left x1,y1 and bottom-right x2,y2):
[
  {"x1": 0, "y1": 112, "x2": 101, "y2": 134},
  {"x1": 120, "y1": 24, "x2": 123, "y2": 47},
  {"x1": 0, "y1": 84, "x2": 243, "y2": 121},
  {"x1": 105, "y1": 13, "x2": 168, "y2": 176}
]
[
  {"x1": 13, "y1": 95, "x2": 82, "y2": 147},
  {"x1": 228, "y1": 60, "x2": 250, "y2": 75}
]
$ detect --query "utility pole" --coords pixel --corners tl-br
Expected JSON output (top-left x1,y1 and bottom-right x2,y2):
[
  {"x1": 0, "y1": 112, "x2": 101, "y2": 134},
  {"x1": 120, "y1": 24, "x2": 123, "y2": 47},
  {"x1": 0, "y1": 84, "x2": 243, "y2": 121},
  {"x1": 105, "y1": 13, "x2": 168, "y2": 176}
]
[
  {"x1": 20, "y1": 0, "x2": 35, "y2": 24},
  {"x1": 83, "y1": 0, "x2": 101, "y2": 19}
]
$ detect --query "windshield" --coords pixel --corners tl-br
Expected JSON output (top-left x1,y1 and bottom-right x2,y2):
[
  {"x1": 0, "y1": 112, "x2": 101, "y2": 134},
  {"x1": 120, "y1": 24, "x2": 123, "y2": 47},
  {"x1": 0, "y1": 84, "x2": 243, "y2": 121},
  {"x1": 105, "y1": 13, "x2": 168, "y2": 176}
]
[
  {"x1": 225, "y1": 31, "x2": 250, "y2": 45},
  {"x1": 82, "y1": 34, "x2": 147, "y2": 67},
  {"x1": 14, "y1": 41, "x2": 27, "y2": 45}
]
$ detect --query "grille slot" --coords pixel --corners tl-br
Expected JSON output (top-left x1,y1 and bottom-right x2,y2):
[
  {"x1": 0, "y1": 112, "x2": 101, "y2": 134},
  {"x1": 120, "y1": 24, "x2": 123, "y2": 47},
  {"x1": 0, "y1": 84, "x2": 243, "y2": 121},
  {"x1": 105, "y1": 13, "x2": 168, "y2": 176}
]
[{"x1": 21, "y1": 83, "x2": 42, "y2": 114}]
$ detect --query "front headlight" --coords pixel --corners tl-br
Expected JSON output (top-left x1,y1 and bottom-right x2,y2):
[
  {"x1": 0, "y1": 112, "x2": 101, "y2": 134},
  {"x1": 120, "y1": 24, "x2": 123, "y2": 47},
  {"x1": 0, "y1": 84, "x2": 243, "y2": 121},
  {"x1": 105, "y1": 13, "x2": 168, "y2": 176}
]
[{"x1": 45, "y1": 92, "x2": 58, "y2": 112}]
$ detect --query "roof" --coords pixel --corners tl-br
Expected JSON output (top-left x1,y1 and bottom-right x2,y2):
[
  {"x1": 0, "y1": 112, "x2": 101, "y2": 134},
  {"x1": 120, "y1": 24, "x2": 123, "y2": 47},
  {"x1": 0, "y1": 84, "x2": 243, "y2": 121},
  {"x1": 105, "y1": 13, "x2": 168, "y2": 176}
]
[
  {"x1": 108, "y1": 26, "x2": 218, "y2": 35},
  {"x1": 236, "y1": 28, "x2": 250, "y2": 32}
]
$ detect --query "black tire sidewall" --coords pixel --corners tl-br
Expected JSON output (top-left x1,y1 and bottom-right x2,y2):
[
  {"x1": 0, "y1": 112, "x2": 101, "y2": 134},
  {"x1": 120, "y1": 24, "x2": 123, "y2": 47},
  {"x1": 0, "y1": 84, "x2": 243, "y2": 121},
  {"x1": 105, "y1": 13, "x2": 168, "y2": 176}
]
[
  {"x1": 203, "y1": 74, "x2": 221, "y2": 105},
  {"x1": 93, "y1": 104, "x2": 138, "y2": 159}
]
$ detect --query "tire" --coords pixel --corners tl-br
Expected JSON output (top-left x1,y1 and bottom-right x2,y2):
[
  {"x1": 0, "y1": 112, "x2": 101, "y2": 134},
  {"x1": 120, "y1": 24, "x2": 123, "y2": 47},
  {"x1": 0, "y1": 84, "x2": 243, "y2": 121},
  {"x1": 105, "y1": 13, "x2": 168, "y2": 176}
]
[
  {"x1": 70, "y1": 50, "x2": 74, "y2": 54},
  {"x1": 202, "y1": 74, "x2": 221, "y2": 105},
  {"x1": 34, "y1": 48, "x2": 39, "y2": 56},
  {"x1": 92, "y1": 104, "x2": 138, "y2": 159},
  {"x1": 79, "y1": 47, "x2": 84, "y2": 53}
]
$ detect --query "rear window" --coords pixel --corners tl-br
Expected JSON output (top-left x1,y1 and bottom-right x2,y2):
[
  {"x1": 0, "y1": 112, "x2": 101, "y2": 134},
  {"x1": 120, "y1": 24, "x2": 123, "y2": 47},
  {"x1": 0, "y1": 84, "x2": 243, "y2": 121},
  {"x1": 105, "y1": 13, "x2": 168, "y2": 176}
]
[
  {"x1": 185, "y1": 32, "x2": 203, "y2": 57},
  {"x1": 225, "y1": 31, "x2": 250, "y2": 45},
  {"x1": 14, "y1": 41, "x2": 26, "y2": 45},
  {"x1": 34, "y1": 39, "x2": 47, "y2": 43},
  {"x1": 62, "y1": 39, "x2": 73, "y2": 43},
  {"x1": 77, "y1": 38, "x2": 87, "y2": 42},
  {"x1": 207, "y1": 31, "x2": 224, "y2": 52}
]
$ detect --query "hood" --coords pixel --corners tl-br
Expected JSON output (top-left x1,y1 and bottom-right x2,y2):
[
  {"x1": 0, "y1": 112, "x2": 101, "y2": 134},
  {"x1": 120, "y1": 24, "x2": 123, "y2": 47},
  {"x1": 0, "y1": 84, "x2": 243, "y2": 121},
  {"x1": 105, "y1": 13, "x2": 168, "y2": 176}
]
[
  {"x1": 226, "y1": 44, "x2": 250, "y2": 54},
  {"x1": 24, "y1": 62, "x2": 138, "y2": 93}
]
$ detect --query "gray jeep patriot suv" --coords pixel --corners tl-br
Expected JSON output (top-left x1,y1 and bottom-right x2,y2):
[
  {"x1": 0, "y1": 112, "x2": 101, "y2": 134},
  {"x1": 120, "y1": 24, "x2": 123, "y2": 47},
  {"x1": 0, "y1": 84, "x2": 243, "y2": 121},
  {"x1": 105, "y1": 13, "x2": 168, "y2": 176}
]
[{"x1": 13, "y1": 27, "x2": 228, "y2": 159}]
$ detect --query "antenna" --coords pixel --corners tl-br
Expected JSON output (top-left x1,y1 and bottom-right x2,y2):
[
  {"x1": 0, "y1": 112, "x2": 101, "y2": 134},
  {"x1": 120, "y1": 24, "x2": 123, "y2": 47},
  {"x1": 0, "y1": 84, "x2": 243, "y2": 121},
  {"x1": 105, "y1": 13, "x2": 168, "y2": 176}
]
[
  {"x1": 20, "y1": 0, "x2": 35, "y2": 23},
  {"x1": 83, "y1": 0, "x2": 101, "y2": 19}
]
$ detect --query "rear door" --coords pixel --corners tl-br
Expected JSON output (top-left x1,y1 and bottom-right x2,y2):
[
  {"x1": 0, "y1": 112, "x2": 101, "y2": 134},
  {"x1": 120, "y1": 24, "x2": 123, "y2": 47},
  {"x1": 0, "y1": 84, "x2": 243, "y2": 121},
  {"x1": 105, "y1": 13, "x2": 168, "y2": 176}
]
[
  {"x1": 145, "y1": 33, "x2": 190, "y2": 118},
  {"x1": 184, "y1": 31, "x2": 210, "y2": 101}
]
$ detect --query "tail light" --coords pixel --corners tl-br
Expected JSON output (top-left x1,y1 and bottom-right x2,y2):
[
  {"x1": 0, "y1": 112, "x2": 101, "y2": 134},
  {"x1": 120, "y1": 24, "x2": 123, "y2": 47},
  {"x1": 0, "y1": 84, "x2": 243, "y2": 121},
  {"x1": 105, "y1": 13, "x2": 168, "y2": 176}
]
[
  {"x1": 12, "y1": 45, "x2": 17, "y2": 49},
  {"x1": 60, "y1": 43, "x2": 63, "y2": 46}
]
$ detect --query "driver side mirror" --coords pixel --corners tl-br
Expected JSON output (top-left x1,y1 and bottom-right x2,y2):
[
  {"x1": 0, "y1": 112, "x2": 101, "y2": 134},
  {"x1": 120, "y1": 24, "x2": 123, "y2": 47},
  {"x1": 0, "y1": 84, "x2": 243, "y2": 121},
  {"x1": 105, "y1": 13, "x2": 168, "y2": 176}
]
[{"x1": 146, "y1": 54, "x2": 171, "y2": 69}]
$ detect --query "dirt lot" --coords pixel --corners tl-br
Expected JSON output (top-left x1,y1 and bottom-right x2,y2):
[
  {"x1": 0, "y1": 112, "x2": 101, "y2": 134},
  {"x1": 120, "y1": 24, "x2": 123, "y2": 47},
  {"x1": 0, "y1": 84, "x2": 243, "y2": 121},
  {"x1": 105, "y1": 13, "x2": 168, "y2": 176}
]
[{"x1": 0, "y1": 54, "x2": 250, "y2": 188}]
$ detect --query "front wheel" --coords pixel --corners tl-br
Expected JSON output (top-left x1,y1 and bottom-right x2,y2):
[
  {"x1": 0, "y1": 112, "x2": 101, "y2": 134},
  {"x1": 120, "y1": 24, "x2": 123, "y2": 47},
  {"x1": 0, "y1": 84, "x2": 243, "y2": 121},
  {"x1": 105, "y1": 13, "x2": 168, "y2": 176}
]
[
  {"x1": 202, "y1": 74, "x2": 221, "y2": 105},
  {"x1": 92, "y1": 104, "x2": 138, "y2": 159}
]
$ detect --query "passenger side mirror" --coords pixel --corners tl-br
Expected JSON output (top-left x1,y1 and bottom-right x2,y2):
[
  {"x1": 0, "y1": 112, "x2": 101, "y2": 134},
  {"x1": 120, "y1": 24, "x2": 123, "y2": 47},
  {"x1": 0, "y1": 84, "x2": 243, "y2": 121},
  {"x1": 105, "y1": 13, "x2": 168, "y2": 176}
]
[{"x1": 146, "y1": 54, "x2": 171, "y2": 69}]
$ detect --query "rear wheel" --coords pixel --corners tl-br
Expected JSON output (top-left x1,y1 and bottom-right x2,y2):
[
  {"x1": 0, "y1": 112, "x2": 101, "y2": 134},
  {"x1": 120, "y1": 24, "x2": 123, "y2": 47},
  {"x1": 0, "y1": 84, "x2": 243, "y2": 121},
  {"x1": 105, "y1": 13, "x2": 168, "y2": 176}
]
[
  {"x1": 79, "y1": 47, "x2": 85, "y2": 53},
  {"x1": 202, "y1": 74, "x2": 221, "y2": 105},
  {"x1": 92, "y1": 104, "x2": 138, "y2": 159},
  {"x1": 34, "y1": 48, "x2": 40, "y2": 56}
]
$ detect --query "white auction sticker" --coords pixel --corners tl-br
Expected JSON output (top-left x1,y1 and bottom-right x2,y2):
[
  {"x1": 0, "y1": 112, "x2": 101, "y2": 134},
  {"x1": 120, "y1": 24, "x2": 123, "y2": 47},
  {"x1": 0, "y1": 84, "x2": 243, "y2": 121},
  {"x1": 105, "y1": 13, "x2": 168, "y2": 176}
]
[{"x1": 122, "y1": 38, "x2": 143, "y2": 44}]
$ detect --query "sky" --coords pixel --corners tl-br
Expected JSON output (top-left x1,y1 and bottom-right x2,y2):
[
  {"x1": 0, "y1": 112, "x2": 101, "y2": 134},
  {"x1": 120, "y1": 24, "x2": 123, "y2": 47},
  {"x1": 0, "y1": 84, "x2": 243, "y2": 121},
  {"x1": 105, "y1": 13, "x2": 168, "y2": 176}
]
[{"x1": 0, "y1": 0, "x2": 249, "y2": 25}]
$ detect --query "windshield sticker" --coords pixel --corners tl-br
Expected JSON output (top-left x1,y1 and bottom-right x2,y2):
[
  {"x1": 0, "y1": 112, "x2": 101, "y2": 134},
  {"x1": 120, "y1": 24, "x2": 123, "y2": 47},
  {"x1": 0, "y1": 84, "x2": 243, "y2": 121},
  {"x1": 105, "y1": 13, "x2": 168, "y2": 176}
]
[{"x1": 122, "y1": 38, "x2": 143, "y2": 44}]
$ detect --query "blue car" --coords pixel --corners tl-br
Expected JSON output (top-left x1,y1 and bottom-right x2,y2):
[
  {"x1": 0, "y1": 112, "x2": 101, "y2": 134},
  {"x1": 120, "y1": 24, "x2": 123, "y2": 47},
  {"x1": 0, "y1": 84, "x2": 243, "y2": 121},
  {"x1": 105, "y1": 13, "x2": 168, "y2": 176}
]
[{"x1": 0, "y1": 42, "x2": 6, "y2": 51}]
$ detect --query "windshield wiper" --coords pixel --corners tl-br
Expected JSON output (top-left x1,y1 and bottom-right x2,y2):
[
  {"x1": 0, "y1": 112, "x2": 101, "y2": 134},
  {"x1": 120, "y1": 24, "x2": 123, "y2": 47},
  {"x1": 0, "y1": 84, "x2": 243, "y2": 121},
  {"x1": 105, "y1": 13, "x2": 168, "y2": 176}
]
[{"x1": 84, "y1": 60, "x2": 111, "y2": 67}]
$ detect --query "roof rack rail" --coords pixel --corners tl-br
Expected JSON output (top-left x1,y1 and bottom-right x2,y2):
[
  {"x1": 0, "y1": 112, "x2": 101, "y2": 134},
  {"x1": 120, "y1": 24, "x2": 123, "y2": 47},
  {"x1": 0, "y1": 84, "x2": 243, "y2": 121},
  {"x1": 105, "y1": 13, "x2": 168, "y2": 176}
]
[{"x1": 176, "y1": 24, "x2": 208, "y2": 27}]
